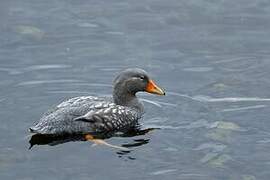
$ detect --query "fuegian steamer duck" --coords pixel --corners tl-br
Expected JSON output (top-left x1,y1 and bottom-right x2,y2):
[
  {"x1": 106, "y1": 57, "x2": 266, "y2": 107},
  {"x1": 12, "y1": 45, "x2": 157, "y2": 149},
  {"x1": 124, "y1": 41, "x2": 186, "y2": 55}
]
[{"x1": 29, "y1": 68, "x2": 165, "y2": 148}]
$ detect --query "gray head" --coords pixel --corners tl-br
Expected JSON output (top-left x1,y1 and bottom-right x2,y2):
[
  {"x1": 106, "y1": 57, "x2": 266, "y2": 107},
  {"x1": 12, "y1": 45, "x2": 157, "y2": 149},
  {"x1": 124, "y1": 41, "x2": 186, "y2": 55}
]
[{"x1": 113, "y1": 68, "x2": 165, "y2": 106}]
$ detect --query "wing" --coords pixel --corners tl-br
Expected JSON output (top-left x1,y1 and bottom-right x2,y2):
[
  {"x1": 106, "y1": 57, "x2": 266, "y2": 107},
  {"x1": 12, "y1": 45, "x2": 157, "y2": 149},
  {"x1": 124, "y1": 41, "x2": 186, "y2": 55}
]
[
  {"x1": 30, "y1": 96, "x2": 115, "y2": 134},
  {"x1": 41, "y1": 96, "x2": 108, "y2": 117},
  {"x1": 74, "y1": 105, "x2": 140, "y2": 132}
]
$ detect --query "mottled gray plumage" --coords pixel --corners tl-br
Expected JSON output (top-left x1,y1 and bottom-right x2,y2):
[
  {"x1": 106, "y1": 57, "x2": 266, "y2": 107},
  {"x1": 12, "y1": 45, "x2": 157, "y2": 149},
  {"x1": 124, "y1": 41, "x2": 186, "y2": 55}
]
[{"x1": 29, "y1": 68, "x2": 164, "y2": 135}]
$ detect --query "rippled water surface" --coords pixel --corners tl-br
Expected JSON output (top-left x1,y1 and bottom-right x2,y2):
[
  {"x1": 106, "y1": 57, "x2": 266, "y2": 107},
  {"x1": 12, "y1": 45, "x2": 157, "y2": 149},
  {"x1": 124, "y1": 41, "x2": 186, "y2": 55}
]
[{"x1": 1, "y1": 0, "x2": 270, "y2": 179}]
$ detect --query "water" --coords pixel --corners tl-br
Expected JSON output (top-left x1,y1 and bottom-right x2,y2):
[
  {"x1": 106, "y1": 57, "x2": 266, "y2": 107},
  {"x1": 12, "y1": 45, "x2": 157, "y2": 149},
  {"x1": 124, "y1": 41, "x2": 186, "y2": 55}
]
[{"x1": 1, "y1": 0, "x2": 270, "y2": 179}]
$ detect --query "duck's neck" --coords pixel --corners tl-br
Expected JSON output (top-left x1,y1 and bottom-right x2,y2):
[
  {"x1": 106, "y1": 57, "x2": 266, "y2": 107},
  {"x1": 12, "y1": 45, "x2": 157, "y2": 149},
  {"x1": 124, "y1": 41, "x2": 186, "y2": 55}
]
[{"x1": 113, "y1": 88, "x2": 144, "y2": 113}]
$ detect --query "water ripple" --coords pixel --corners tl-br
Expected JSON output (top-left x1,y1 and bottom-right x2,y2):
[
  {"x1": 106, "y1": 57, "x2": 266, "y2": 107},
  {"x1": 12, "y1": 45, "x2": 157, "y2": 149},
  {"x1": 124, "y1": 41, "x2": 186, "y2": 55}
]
[
  {"x1": 193, "y1": 142, "x2": 227, "y2": 152},
  {"x1": 182, "y1": 67, "x2": 213, "y2": 72},
  {"x1": 23, "y1": 64, "x2": 71, "y2": 71},
  {"x1": 18, "y1": 79, "x2": 84, "y2": 86},
  {"x1": 150, "y1": 169, "x2": 177, "y2": 175},
  {"x1": 167, "y1": 92, "x2": 270, "y2": 103},
  {"x1": 141, "y1": 98, "x2": 178, "y2": 107},
  {"x1": 221, "y1": 105, "x2": 267, "y2": 112},
  {"x1": 0, "y1": 67, "x2": 22, "y2": 75},
  {"x1": 193, "y1": 96, "x2": 270, "y2": 103},
  {"x1": 47, "y1": 90, "x2": 92, "y2": 94},
  {"x1": 71, "y1": 83, "x2": 112, "y2": 87}
]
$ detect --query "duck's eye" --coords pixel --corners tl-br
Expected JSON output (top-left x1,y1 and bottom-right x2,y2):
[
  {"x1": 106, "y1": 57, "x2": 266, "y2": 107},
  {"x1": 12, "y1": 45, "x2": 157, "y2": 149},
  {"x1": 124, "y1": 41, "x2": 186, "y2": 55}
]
[{"x1": 139, "y1": 76, "x2": 145, "y2": 80}]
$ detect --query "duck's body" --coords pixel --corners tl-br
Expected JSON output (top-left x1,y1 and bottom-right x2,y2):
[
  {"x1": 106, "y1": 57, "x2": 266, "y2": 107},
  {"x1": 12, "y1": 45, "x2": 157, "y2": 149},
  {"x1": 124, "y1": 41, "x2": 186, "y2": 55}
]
[
  {"x1": 30, "y1": 96, "x2": 142, "y2": 134},
  {"x1": 29, "y1": 68, "x2": 165, "y2": 135}
]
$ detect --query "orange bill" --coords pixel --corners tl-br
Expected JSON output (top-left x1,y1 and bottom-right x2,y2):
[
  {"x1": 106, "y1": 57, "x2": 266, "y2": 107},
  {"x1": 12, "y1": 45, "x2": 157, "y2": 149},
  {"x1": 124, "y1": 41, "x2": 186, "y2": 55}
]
[{"x1": 145, "y1": 79, "x2": 165, "y2": 95}]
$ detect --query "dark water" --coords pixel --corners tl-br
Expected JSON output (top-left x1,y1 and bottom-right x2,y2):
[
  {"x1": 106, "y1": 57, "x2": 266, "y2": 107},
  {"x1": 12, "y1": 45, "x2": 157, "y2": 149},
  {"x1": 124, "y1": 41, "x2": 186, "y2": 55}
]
[{"x1": 1, "y1": 0, "x2": 270, "y2": 179}]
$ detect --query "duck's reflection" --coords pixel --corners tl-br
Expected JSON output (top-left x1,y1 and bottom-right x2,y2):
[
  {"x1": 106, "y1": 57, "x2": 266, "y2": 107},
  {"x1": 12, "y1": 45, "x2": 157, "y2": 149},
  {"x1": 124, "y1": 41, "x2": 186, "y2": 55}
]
[{"x1": 29, "y1": 127, "x2": 158, "y2": 155}]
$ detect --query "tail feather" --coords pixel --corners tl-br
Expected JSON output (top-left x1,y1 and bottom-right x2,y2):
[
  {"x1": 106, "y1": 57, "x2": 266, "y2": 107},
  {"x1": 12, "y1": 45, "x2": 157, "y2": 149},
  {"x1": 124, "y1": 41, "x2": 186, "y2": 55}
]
[
  {"x1": 29, "y1": 127, "x2": 36, "y2": 133},
  {"x1": 29, "y1": 126, "x2": 39, "y2": 133}
]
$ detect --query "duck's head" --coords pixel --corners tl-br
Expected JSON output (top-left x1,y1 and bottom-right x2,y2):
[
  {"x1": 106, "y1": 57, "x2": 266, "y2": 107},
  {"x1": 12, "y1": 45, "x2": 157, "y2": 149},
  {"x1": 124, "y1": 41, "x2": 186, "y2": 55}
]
[{"x1": 113, "y1": 68, "x2": 165, "y2": 100}]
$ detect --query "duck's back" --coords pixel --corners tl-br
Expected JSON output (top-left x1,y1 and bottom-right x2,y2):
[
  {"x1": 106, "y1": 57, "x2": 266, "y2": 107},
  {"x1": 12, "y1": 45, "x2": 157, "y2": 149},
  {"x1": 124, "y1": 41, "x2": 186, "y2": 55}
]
[{"x1": 29, "y1": 96, "x2": 141, "y2": 135}]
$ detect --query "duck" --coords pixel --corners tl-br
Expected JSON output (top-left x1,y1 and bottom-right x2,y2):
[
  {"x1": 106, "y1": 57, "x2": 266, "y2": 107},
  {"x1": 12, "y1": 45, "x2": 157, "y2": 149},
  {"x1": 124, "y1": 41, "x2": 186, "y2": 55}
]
[{"x1": 29, "y1": 68, "x2": 165, "y2": 136}]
